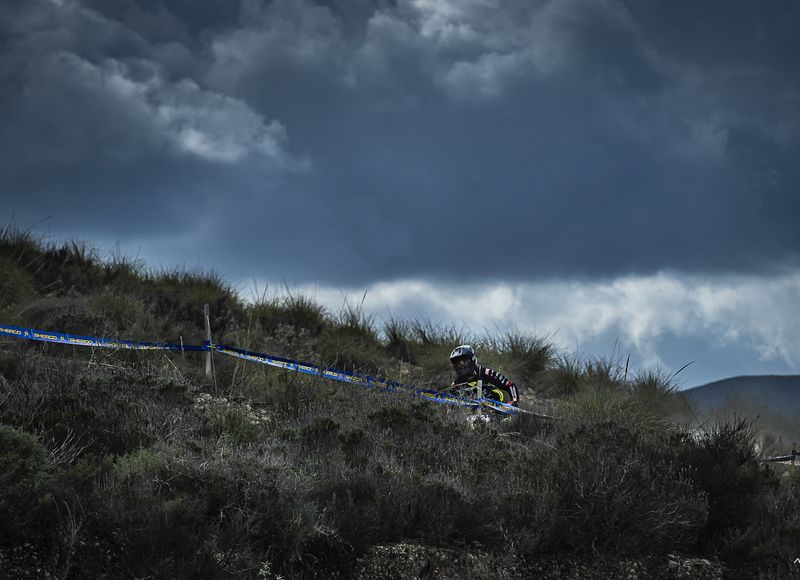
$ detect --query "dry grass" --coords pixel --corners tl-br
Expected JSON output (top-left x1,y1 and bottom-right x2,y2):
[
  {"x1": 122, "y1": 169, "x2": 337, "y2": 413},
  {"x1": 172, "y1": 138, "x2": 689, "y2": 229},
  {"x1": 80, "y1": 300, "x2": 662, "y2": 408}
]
[{"x1": 0, "y1": 227, "x2": 797, "y2": 578}]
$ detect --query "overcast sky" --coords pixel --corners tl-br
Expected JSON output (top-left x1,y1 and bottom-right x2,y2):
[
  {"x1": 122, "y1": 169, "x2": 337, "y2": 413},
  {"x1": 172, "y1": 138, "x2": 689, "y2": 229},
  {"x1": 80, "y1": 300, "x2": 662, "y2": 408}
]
[{"x1": 2, "y1": 0, "x2": 799, "y2": 387}]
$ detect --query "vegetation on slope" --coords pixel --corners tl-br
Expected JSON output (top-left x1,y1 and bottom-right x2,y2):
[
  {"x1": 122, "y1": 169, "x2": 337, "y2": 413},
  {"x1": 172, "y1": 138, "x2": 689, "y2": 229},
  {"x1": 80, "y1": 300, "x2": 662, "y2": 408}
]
[{"x1": 1, "y1": 227, "x2": 798, "y2": 579}]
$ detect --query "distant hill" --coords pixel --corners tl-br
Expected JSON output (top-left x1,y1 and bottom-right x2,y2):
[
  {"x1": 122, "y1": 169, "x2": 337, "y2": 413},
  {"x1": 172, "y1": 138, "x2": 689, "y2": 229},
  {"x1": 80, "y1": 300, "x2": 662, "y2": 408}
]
[{"x1": 682, "y1": 375, "x2": 800, "y2": 415}]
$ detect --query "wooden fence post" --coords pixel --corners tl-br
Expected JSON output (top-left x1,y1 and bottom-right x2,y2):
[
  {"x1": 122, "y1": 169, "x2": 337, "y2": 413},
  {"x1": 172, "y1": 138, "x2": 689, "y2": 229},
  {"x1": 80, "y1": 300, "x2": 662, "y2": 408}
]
[{"x1": 204, "y1": 304, "x2": 213, "y2": 380}]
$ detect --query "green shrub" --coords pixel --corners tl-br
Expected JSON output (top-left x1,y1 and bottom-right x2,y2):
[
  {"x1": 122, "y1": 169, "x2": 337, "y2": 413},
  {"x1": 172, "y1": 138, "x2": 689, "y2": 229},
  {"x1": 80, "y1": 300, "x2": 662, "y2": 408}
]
[
  {"x1": 380, "y1": 318, "x2": 466, "y2": 385},
  {"x1": 557, "y1": 384, "x2": 668, "y2": 435},
  {"x1": 91, "y1": 447, "x2": 216, "y2": 578},
  {"x1": 18, "y1": 295, "x2": 112, "y2": 337},
  {"x1": 539, "y1": 353, "x2": 628, "y2": 397},
  {"x1": 0, "y1": 424, "x2": 53, "y2": 542},
  {"x1": 545, "y1": 421, "x2": 708, "y2": 555},
  {"x1": 629, "y1": 369, "x2": 687, "y2": 418},
  {"x1": 0, "y1": 353, "x2": 195, "y2": 456},
  {"x1": 383, "y1": 318, "x2": 414, "y2": 362},
  {"x1": 484, "y1": 330, "x2": 554, "y2": 386},
  {"x1": 248, "y1": 291, "x2": 328, "y2": 335},
  {"x1": 137, "y1": 268, "x2": 244, "y2": 343},
  {"x1": 0, "y1": 257, "x2": 37, "y2": 311},
  {"x1": 87, "y1": 291, "x2": 157, "y2": 340},
  {"x1": 192, "y1": 392, "x2": 269, "y2": 444},
  {"x1": 676, "y1": 418, "x2": 777, "y2": 560},
  {"x1": 744, "y1": 470, "x2": 800, "y2": 577}
]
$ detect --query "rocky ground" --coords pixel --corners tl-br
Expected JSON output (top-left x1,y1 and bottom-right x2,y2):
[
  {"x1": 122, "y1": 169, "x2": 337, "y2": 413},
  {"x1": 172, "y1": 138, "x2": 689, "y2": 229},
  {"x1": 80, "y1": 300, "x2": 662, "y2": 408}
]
[
  {"x1": 1, "y1": 541, "x2": 729, "y2": 580},
  {"x1": 353, "y1": 543, "x2": 725, "y2": 580}
]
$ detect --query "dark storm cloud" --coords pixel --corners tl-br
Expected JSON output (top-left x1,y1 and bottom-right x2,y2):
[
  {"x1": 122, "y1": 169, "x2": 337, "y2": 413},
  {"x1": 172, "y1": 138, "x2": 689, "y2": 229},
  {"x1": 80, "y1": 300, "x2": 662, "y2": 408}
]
[{"x1": 1, "y1": 0, "x2": 798, "y2": 284}]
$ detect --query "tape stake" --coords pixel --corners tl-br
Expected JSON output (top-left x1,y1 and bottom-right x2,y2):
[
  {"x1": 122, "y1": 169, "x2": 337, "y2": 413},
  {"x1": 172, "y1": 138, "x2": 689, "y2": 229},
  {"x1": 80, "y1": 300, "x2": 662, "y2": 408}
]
[{"x1": 204, "y1": 304, "x2": 213, "y2": 378}]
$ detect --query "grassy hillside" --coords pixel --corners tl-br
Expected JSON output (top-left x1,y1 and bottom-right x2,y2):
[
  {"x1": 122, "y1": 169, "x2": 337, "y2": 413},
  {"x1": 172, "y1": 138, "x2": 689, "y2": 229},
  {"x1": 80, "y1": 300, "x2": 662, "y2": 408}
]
[{"x1": 1, "y1": 227, "x2": 798, "y2": 579}]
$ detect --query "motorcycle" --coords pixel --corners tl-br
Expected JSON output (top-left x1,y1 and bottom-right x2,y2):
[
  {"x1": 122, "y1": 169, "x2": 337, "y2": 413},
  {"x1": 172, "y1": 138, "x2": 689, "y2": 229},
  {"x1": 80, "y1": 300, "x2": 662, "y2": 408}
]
[{"x1": 439, "y1": 380, "x2": 517, "y2": 419}]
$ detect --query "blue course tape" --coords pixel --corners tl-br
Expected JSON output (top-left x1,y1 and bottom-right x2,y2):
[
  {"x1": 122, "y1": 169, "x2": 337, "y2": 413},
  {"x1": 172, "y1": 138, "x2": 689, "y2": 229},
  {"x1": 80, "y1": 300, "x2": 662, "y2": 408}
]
[
  {"x1": 0, "y1": 324, "x2": 208, "y2": 352},
  {"x1": 0, "y1": 323, "x2": 518, "y2": 414}
]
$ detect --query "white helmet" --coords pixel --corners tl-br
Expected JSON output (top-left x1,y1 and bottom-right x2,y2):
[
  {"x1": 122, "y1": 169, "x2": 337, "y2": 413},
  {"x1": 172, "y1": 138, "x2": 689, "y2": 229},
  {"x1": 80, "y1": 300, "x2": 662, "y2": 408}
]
[{"x1": 449, "y1": 344, "x2": 478, "y2": 379}]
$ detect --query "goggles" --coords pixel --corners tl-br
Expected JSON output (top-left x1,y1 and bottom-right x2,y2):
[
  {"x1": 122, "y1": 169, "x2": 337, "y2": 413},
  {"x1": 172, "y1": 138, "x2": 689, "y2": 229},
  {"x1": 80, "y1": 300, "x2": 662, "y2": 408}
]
[{"x1": 452, "y1": 357, "x2": 474, "y2": 370}]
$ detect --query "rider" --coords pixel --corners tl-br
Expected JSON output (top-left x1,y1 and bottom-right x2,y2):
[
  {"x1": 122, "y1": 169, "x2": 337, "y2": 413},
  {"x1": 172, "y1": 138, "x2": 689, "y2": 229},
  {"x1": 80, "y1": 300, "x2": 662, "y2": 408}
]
[{"x1": 449, "y1": 345, "x2": 519, "y2": 407}]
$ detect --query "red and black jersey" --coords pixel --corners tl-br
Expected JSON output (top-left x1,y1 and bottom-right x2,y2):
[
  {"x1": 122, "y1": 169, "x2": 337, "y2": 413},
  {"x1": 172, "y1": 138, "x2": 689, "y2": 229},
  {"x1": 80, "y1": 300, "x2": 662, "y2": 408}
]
[
  {"x1": 453, "y1": 365, "x2": 519, "y2": 405},
  {"x1": 479, "y1": 366, "x2": 519, "y2": 404}
]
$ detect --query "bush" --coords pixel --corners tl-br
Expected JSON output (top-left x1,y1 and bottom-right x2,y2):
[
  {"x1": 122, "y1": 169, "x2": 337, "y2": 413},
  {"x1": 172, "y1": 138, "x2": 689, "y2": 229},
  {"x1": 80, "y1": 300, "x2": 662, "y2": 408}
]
[
  {"x1": 539, "y1": 353, "x2": 634, "y2": 398},
  {"x1": 0, "y1": 353, "x2": 195, "y2": 457},
  {"x1": 0, "y1": 424, "x2": 53, "y2": 542},
  {"x1": 0, "y1": 257, "x2": 37, "y2": 312},
  {"x1": 380, "y1": 318, "x2": 465, "y2": 386},
  {"x1": 629, "y1": 368, "x2": 685, "y2": 418},
  {"x1": 675, "y1": 418, "x2": 778, "y2": 562},
  {"x1": 484, "y1": 330, "x2": 554, "y2": 386},
  {"x1": 545, "y1": 421, "x2": 708, "y2": 555},
  {"x1": 248, "y1": 291, "x2": 328, "y2": 335},
  {"x1": 139, "y1": 269, "x2": 244, "y2": 343},
  {"x1": 90, "y1": 443, "x2": 327, "y2": 578},
  {"x1": 192, "y1": 392, "x2": 270, "y2": 444},
  {"x1": 18, "y1": 295, "x2": 116, "y2": 337}
]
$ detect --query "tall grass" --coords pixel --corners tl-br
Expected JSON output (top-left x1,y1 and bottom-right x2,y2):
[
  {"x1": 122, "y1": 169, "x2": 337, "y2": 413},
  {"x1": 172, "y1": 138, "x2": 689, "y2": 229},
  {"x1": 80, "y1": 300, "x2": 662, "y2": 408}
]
[
  {"x1": 4, "y1": 343, "x2": 793, "y2": 577},
  {"x1": 1, "y1": 228, "x2": 797, "y2": 578}
]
